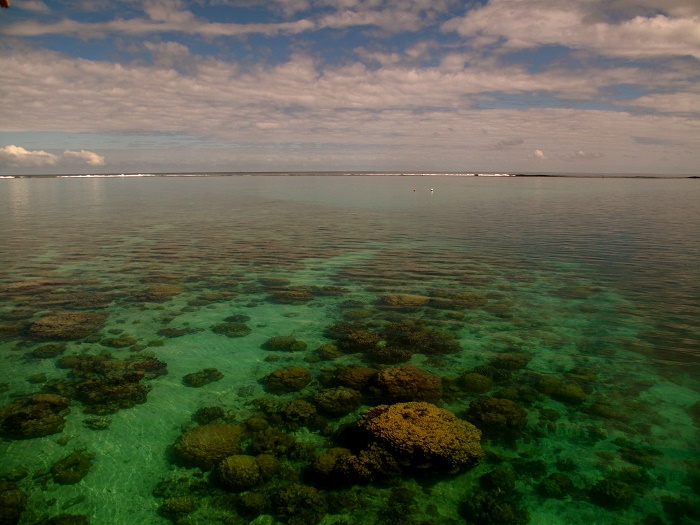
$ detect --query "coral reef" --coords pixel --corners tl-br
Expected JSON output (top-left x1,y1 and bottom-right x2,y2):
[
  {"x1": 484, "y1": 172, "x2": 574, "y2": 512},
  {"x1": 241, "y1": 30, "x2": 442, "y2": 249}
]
[
  {"x1": 261, "y1": 366, "x2": 311, "y2": 393},
  {"x1": 0, "y1": 481, "x2": 27, "y2": 525},
  {"x1": 173, "y1": 423, "x2": 244, "y2": 470},
  {"x1": 535, "y1": 376, "x2": 587, "y2": 404},
  {"x1": 368, "y1": 365, "x2": 442, "y2": 404},
  {"x1": 182, "y1": 368, "x2": 224, "y2": 388},
  {"x1": 54, "y1": 355, "x2": 168, "y2": 415},
  {"x1": 27, "y1": 343, "x2": 67, "y2": 359},
  {"x1": 156, "y1": 327, "x2": 203, "y2": 338},
  {"x1": 50, "y1": 450, "x2": 94, "y2": 485},
  {"x1": 467, "y1": 397, "x2": 528, "y2": 436},
  {"x1": 0, "y1": 394, "x2": 71, "y2": 439},
  {"x1": 379, "y1": 294, "x2": 430, "y2": 309},
  {"x1": 338, "y1": 329, "x2": 381, "y2": 353},
  {"x1": 216, "y1": 455, "x2": 261, "y2": 492},
  {"x1": 211, "y1": 322, "x2": 252, "y2": 337},
  {"x1": 273, "y1": 484, "x2": 328, "y2": 525},
  {"x1": 382, "y1": 319, "x2": 460, "y2": 355},
  {"x1": 192, "y1": 406, "x2": 225, "y2": 425},
  {"x1": 336, "y1": 366, "x2": 378, "y2": 391},
  {"x1": 589, "y1": 478, "x2": 636, "y2": 509},
  {"x1": 357, "y1": 402, "x2": 484, "y2": 472},
  {"x1": 160, "y1": 495, "x2": 197, "y2": 520},
  {"x1": 269, "y1": 287, "x2": 316, "y2": 305},
  {"x1": 247, "y1": 428, "x2": 296, "y2": 456},
  {"x1": 367, "y1": 345, "x2": 412, "y2": 365},
  {"x1": 461, "y1": 490, "x2": 529, "y2": 525},
  {"x1": 100, "y1": 335, "x2": 138, "y2": 348},
  {"x1": 312, "y1": 387, "x2": 361, "y2": 416},
  {"x1": 539, "y1": 473, "x2": 575, "y2": 499},
  {"x1": 28, "y1": 312, "x2": 106, "y2": 340},
  {"x1": 458, "y1": 372, "x2": 493, "y2": 393},
  {"x1": 262, "y1": 336, "x2": 308, "y2": 352},
  {"x1": 280, "y1": 400, "x2": 317, "y2": 427}
]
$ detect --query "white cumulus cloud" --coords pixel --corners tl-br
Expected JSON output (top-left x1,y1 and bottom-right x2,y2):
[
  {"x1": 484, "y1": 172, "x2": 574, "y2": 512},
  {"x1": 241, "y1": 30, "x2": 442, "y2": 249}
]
[
  {"x1": 0, "y1": 145, "x2": 104, "y2": 168},
  {"x1": 62, "y1": 149, "x2": 106, "y2": 166}
]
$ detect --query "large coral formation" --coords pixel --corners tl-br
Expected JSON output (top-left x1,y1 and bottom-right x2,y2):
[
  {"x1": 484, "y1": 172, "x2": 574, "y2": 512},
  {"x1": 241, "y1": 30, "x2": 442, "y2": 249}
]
[
  {"x1": 261, "y1": 366, "x2": 311, "y2": 393},
  {"x1": 215, "y1": 454, "x2": 261, "y2": 492},
  {"x1": 51, "y1": 450, "x2": 94, "y2": 485},
  {"x1": 174, "y1": 423, "x2": 244, "y2": 470},
  {"x1": 28, "y1": 312, "x2": 106, "y2": 340},
  {"x1": 0, "y1": 394, "x2": 70, "y2": 439},
  {"x1": 368, "y1": 365, "x2": 441, "y2": 404},
  {"x1": 357, "y1": 402, "x2": 484, "y2": 472}
]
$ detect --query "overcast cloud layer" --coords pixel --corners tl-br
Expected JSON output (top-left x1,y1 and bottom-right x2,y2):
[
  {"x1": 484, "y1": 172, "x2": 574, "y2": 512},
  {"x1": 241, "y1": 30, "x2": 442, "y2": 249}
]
[{"x1": 0, "y1": 0, "x2": 698, "y2": 174}]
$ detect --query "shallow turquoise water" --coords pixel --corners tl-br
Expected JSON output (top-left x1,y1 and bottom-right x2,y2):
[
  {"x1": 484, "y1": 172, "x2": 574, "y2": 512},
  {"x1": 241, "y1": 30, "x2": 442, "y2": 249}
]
[{"x1": 0, "y1": 176, "x2": 699, "y2": 525}]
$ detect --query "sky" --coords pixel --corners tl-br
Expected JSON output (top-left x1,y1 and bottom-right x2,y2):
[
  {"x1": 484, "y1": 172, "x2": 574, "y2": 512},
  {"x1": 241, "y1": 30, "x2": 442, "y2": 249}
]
[{"x1": 0, "y1": 0, "x2": 699, "y2": 175}]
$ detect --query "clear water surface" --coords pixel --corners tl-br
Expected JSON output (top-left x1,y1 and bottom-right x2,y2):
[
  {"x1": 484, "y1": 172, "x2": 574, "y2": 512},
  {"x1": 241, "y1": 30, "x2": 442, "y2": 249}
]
[{"x1": 0, "y1": 175, "x2": 698, "y2": 525}]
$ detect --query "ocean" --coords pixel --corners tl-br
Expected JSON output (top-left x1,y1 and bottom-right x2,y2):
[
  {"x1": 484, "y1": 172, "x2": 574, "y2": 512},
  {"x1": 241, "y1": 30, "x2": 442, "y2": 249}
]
[{"x1": 1, "y1": 175, "x2": 698, "y2": 525}]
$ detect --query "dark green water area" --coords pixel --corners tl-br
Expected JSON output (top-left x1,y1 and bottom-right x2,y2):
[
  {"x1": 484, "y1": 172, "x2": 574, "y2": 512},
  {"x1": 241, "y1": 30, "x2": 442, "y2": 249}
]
[{"x1": 1, "y1": 176, "x2": 698, "y2": 525}]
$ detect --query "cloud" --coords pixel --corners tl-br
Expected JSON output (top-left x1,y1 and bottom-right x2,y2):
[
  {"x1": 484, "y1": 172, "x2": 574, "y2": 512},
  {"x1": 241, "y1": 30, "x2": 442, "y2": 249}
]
[
  {"x1": 2, "y1": 3, "x2": 316, "y2": 38},
  {"x1": 532, "y1": 149, "x2": 604, "y2": 161},
  {"x1": 441, "y1": 0, "x2": 700, "y2": 59},
  {"x1": 0, "y1": 145, "x2": 58, "y2": 167},
  {"x1": 18, "y1": 1, "x2": 50, "y2": 13},
  {"x1": 1, "y1": 0, "x2": 459, "y2": 39},
  {"x1": 62, "y1": 149, "x2": 106, "y2": 166},
  {"x1": 0, "y1": 145, "x2": 104, "y2": 168}
]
